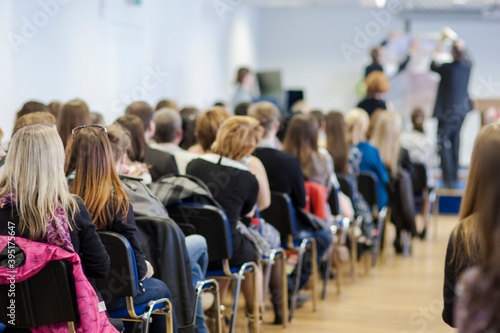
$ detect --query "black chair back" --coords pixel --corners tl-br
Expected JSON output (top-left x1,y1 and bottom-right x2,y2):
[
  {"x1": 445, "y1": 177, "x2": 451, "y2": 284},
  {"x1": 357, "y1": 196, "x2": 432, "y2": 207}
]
[
  {"x1": 260, "y1": 192, "x2": 296, "y2": 240},
  {"x1": 358, "y1": 172, "x2": 379, "y2": 209},
  {"x1": 336, "y1": 173, "x2": 353, "y2": 201},
  {"x1": 167, "y1": 204, "x2": 232, "y2": 263},
  {"x1": 412, "y1": 163, "x2": 428, "y2": 194},
  {"x1": 328, "y1": 188, "x2": 340, "y2": 216},
  {"x1": 93, "y1": 231, "x2": 139, "y2": 301},
  {"x1": 0, "y1": 260, "x2": 78, "y2": 328}
]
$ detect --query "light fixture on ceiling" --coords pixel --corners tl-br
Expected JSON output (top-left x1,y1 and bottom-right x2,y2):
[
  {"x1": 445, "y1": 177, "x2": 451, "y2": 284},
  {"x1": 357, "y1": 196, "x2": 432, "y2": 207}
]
[{"x1": 375, "y1": 0, "x2": 387, "y2": 8}]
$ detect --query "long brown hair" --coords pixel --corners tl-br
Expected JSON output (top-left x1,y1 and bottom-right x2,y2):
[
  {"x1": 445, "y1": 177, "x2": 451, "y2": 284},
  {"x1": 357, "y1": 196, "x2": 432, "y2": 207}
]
[
  {"x1": 58, "y1": 99, "x2": 90, "y2": 147},
  {"x1": 114, "y1": 114, "x2": 146, "y2": 162},
  {"x1": 65, "y1": 127, "x2": 129, "y2": 230},
  {"x1": 457, "y1": 122, "x2": 500, "y2": 331},
  {"x1": 325, "y1": 111, "x2": 348, "y2": 174},
  {"x1": 282, "y1": 114, "x2": 320, "y2": 180}
]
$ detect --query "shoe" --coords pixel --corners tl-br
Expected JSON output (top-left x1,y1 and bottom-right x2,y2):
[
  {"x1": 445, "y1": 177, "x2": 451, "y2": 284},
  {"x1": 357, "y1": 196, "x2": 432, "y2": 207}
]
[
  {"x1": 394, "y1": 238, "x2": 403, "y2": 254},
  {"x1": 273, "y1": 314, "x2": 283, "y2": 325},
  {"x1": 295, "y1": 294, "x2": 311, "y2": 308},
  {"x1": 419, "y1": 228, "x2": 427, "y2": 240}
]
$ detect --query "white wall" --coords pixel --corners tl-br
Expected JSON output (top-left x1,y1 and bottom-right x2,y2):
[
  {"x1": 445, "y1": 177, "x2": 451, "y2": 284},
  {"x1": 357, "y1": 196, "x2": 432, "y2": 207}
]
[{"x1": 0, "y1": 0, "x2": 259, "y2": 139}]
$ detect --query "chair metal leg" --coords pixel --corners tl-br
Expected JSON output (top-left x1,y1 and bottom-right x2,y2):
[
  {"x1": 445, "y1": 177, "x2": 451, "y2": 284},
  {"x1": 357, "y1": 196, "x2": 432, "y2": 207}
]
[
  {"x1": 281, "y1": 252, "x2": 289, "y2": 328},
  {"x1": 229, "y1": 262, "x2": 259, "y2": 333},
  {"x1": 348, "y1": 224, "x2": 358, "y2": 282},
  {"x1": 372, "y1": 207, "x2": 388, "y2": 267},
  {"x1": 142, "y1": 298, "x2": 174, "y2": 333},
  {"x1": 310, "y1": 238, "x2": 318, "y2": 312},
  {"x1": 67, "y1": 322, "x2": 76, "y2": 333},
  {"x1": 321, "y1": 243, "x2": 334, "y2": 299},
  {"x1": 289, "y1": 245, "x2": 306, "y2": 320},
  {"x1": 431, "y1": 190, "x2": 439, "y2": 240},
  {"x1": 193, "y1": 279, "x2": 222, "y2": 333},
  {"x1": 262, "y1": 249, "x2": 277, "y2": 302}
]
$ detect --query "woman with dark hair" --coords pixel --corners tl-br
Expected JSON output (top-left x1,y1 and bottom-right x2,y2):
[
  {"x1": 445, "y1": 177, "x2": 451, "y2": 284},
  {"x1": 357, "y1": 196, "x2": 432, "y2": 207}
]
[
  {"x1": 15, "y1": 100, "x2": 49, "y2": 120},
  {"x1": 231, "y1": 67, "x2": 254, "y2": 108},
  {"x1": 444, "y1": 123, "x2": 500, "y2": 330},
  {"x1": 65, "y1": 125, "x2": 176, "y2": 332},
  {"x1": 179, "y1": 107, "x2": 199, "y2": 150},
  {"x1": 58, "y1": 99, "x2": 91, "y2": 147},
  {"x1": 114, "y1": 114, "x2": 152, "y2": 184}
]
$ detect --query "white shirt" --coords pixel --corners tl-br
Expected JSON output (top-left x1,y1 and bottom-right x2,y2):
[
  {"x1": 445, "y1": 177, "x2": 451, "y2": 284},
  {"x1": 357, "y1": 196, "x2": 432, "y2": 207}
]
[{"x1": 150, "y1": 142, "x2": 197, "y2": 175}]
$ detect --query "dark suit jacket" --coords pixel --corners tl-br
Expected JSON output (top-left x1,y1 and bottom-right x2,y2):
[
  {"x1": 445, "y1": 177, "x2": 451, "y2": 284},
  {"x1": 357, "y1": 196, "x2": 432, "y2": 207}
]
[
  {"x1": 431, "y1": 59, "x2": 472, "y2": 120},
  {"x1": 253, "y1": 147, "x2": 306, "y2": 209},
  {"x1": 144, "y1": 145, "x2": 179, "y2": 181}
]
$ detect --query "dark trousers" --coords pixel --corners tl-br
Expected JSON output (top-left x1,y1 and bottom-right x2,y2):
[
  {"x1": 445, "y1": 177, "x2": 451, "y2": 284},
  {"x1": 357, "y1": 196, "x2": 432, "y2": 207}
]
[{"x1": 437, "y1": 115, "x2": 465, "y2": 188}]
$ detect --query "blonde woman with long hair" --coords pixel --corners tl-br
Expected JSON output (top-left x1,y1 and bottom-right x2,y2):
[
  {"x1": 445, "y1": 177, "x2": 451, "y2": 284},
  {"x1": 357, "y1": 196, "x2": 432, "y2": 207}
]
[
  {"x1": 345, "y1": 108, "x2": 389, "y2": 211},
  {"x1": 0, "y1": 125, "x2": 110, "y2": 277},
  {"x1": 0, "y1": 125, "x2": 114, "y2": 331},
  {"x1": 369, "y1": 112, "x2": 417, "y2": 252}
]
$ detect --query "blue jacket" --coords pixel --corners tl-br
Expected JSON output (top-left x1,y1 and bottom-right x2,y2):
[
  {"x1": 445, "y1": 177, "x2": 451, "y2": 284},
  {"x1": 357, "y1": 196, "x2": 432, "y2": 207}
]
[{"x1": 350, "y1": 142, "x2": 390, "y2": 210}]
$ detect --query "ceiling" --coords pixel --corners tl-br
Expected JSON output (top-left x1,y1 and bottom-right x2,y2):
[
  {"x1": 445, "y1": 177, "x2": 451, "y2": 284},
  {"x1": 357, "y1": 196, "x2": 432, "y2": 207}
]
[{"x1": 244, "y1": 0, "x2": 500, "y2": 11}]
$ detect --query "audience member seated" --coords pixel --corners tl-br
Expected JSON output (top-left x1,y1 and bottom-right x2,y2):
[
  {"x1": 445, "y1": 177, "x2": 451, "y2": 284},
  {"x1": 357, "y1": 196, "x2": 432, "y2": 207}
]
[
  {"x1": 125, "y1": 101, "x2": 178, "y2": 180},
  {"x1": 0, "y1": 128, "x2": 5, "y2": 160},
  {"x1": 0, "y1": 125, "x2": 114, "y2": 332},
  {"x1": 370, "y1": 112, "x2": 417, "y2": 253},
  {"x1": 249, "y1": 103, "x2": 332, "y2": 297},
  {"x1": 345, "y1": 108, "x2": 389, "y2": 211},
  {"x1": 156, "y1": 98, "x2": 178, "y2": 111},
  {"x1": 15, "y1": 100, "x2": 49, "y2": 121},
  {"x1": 47, "y1": 101, "x2": 63, "y2": 119},
  {"x1": 150, "y1": 108, "x2": 197, "y2": 175},
  {"x1": 357, "y1": 71, "x2": 389, "y2": 117},
  {"x1": 13, "y1": 111, "x2": 57, "y2": 135},
  {"x1": 64, "y1": 125, "x2": 177, "y2": 333},
  {"x1": 366, "y1": 108, "x2": 386, "y2": 140},
  {"x1": 90, "y1": 111, "x2": 104, "y2": 125},
  {"x1": 179, "y1": 107, "x2": 199, "y2": 150},
  {"x1": 234, "y1": 101, "x2": 251, "y2": 116},
  {"x1": 186, "y1": 117, "x2": 263, "y2": 327},
  {"x1": 189, "y1": 108, "x2": 230, "y2": 154},
  {"x1": 442, "y1": 123, "x2": 500, "y2": 328},
  {"x1": 58, "y1": 99, "x2": 91, "y2": 147},
  {"x1": 114, "y1": 114, "x2": 153, "y2": 184},
  {"x1": 107, "y1": 124, "x2": 209, "y2": 333},
  {"x1": 325, "y1": 111, "x2": 374, "y2": 247},
  {"x1": 454, "y1": 124, "x2": 500, "y2": 331},
  {"x1": 401, "y1": 107, "x2": 437, "y2": 187}
]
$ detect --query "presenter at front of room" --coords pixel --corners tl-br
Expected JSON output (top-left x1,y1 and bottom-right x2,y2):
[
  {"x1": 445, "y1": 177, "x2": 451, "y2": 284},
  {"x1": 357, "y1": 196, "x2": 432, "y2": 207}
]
[
  {"x1": 231, "y1": 67, "x2": 255, "y2": 110},
  {"x1": 430, "y1": 28, "x2": 472, "y2": 189}
]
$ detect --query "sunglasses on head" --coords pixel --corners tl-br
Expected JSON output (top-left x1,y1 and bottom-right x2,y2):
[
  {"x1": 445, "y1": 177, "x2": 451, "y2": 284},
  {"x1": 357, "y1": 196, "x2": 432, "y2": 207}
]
[{"x1": 71, "y1": 125, "x2": 108, "y2": 136}]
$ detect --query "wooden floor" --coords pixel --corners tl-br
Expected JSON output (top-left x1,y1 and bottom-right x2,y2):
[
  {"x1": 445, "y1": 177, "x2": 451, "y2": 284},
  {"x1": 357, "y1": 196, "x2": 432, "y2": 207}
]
[{"x1": 234, "y1": 215, "x2": 459, "y2": 332}]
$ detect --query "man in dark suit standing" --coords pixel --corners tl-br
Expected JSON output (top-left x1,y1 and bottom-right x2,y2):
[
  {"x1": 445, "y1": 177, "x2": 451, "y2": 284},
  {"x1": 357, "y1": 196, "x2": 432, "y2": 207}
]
[{"x1": 431, "y1": 39, "x2": 472, "y2": 188}]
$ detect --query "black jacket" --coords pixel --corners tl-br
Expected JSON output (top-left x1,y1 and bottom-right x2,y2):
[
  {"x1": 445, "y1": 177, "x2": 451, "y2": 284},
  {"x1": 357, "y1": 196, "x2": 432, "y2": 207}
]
[
  {"x1": 431, "y1": 59, "x2": 472, "y2": 120},
  {"x1": 0, "y1": 196, "x2": 110, "y2": 279},
  {"x1": 144, "y1": 145, "x2": 179, "y2": 181},
  {"x1": 136, "y1": 216, "x2": 196, "y2": 333},
  {"x1": 253, "y1": 147, "x2": 306, "y2": 209}
]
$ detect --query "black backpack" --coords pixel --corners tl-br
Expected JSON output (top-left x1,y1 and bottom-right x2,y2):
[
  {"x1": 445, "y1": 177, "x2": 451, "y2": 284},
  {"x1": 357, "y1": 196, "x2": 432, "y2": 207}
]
[{"x1": 148, "y1": 174, "x2": 221, "y2": 209}]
